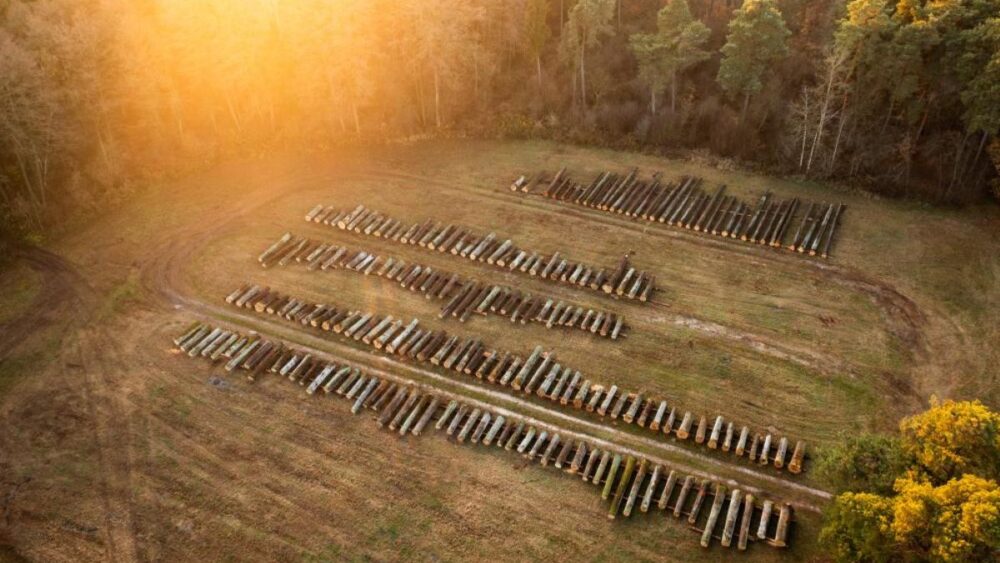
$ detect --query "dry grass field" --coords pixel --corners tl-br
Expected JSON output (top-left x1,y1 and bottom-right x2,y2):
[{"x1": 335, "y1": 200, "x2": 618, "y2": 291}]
[{"x1": 0, "y1": 139, "x2": 997, "y2": 562}]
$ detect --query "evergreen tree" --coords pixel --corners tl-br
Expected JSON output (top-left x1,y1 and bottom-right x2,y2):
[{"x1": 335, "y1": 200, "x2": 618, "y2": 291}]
[
  {"x1": 629, "y1": 0, "x2": 710, "y2": 114},
  {"x1": 716, "y1": 0, "x2": 791, "y2": 120}
]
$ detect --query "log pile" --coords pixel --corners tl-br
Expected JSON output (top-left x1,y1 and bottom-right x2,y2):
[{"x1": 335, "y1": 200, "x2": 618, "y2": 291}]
[
  {"x1": 221, "y1": 285, "x2": 808, "y2": 474},
  {"x1": 302, "y1": 204, "x2": 656, "y2": 301},
  {"x1": 257, "y1": 232, "x2": 627, "y2": 340},
  {"x1": 517, "y1": 169, "x2": 845, "y2": 258},
  {"x1": 173, "y1": 320, "x2": 795, "y2": 551}
]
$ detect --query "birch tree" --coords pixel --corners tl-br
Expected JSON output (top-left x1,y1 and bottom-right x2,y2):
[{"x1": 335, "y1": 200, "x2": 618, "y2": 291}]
[
  {"x1": 524, "y1": 0, "x2": 551, "y2": 90},
  {"x1": 560, "y1": 0, "x2": 615, "y2": 108}
]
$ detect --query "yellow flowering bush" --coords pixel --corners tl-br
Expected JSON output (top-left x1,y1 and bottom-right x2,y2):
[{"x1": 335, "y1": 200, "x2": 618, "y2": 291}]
[
  {"x1": 822, "y1": 401, "x2": 1000, "y2": 562},
  {"x1": 899, "y1": 398, "x2": 1000, "y2": 484}
]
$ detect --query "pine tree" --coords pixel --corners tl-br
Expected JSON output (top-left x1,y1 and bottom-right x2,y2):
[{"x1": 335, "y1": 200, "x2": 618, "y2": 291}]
[
  {"x1": 629, "y1": 0, "x2": 710, "y2": 114},
  {"x1": 716, "y1": 0, "x2": 790, "y2": 121}
]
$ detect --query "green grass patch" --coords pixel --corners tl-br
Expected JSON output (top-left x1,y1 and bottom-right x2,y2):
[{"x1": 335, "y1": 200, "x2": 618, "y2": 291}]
[{"x1": 98, "y1": 268, "x2": 142, "y2": 320}]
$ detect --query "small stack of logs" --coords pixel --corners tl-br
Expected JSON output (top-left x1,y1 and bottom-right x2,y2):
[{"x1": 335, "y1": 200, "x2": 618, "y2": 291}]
[
  {"x1": 258, "y1": 233, "x2": 627, "y2": 339},
  {"x1": 174, "y1": 321, "x2": 795, "y2": 550},
  {"x1": 224, "y1": 284, "x2": 807, "y2": 474},
  {"x1": 517, "y1": 168, "x2": 844, "y2": 258},
  {"x1": 303, "y1": 204, "x2": 656, "y2": 301}
]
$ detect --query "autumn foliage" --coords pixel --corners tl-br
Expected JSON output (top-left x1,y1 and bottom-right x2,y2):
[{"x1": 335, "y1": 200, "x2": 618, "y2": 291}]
[{"x1": 820, "y1": 399, "x2": 1000, "y2": 562}]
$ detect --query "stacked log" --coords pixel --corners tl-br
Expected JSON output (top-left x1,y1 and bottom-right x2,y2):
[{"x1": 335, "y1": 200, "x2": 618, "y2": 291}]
[
  {"x1": 176, "y1": 320, "x2": 799, "y2": 550},
  {"x1": 260, "y1": 233, "x2": 629, "y2": 340},
  {"x1": 222, "y1": 285, "x2": 808, "y2": 474},
  {"x1": 514, "y1": 169, "x2": 846, "y2": 258},
  {"x1": 302, "y1": 205, "x2": 656, "y2": 301}
]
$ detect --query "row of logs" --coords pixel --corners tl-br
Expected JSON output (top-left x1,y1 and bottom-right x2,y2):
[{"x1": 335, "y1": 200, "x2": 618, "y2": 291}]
[
  {"x1": 173, "y1": 321, "x2": 794, "y2": 550},
  {"x1": 258, "y1": 232, "x2": 626, "y2": 339},
  {"x1": 519, "y1": 168, "x2": 844, "y2": 258},
  {"x1": 303, "y1": 204, "x2": 656, "y2": 301},
  {"x1": 224, "y1": 283, "x2": 807, "y2": 474}
]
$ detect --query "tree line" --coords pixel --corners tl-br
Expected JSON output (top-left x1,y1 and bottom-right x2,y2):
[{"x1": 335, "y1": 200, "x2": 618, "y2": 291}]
[{"x1": 1, "y1": 0, "x2": 997, "y2": 239}]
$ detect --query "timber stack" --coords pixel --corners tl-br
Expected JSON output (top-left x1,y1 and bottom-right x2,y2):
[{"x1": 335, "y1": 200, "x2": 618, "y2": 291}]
[
  {"x1": 173, "y1": 321, "x2": 796, "y2": 551},
  {"x1": 301, "y1": 204, "x2": 656, "y2": 301},
  {"x1": 258, "y1": 232, "x2": 628, "y2": 340},
  {"x1": 515, "y1": 168, "x2": 845, "y2": 258},
  {"x1": 221, "y1": 285, "x2": 808, "y2": 474}
]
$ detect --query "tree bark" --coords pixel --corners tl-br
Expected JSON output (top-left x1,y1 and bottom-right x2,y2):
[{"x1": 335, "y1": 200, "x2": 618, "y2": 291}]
[
  {"x1": 670, "y1": 70, "x2": 677, "y2": 113},
  {"x1": 650, "y1": 86, "x2": 656, "y2": 114},
  {"x1": 579, "y1": 47, "x2": 587, "y2": 109},
  {"x1": 536, "y1": 54, "x2": 543, "y2": 91},
  {"x1": 798, "y1": 86, "x2": 809, "y2": 169},
  {"x1": 434, "y1": 66, "x2": 442, "y2": 129},
  {"x1": 740, "y1": 91, "x2": 750, "y2": 123}
]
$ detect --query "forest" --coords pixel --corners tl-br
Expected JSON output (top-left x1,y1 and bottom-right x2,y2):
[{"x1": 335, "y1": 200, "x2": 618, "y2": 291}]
[{"x1": 0, "y1": 0, "x2": 998, "y2": 242}]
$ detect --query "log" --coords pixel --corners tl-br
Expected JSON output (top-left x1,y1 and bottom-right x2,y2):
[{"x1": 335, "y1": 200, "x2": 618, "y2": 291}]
[
  {"x1": 640, "y1": 464, "x2": 661, "y2": 513},
  {"x1": 649, "y1": 401, "x2": 667, "y2": 432},
  {"x1": 673, "y1": 475, "x2": 694, "y2": 518},
  {"x1": 708, "y1": 416, "x2": 724, "y2": 449},
  {"x1": 540, "y1": 433, "x2": 560, "y2": 465},
  {"x1": 398, "y1": 394, "x2": 429, "y2": 435},
  {"x1": 759, "y1": 434, "x2": 772, "y2": 465},
  {"x1": 553, "y1": 438, "x2": 574, "y2": 469},
  {"x1": 721, "y1": 488, "x2": 743, "y2": 547},
  {"x1": 351, "y1": 377, "x2": 380, "y2": 414},
  {"x1": 365, "y1": 380, "x2": 392, "y2": 410},
  {"x1": 677, "y1": 412, "x2": 694, "y2": 439},
  {"x1": 735, "y1": 426, "x2": 749, "y2": 456},
  {"x1": 516, "y1": 426, "x2": 537, "y2": 454},
  {"x1": 482, "y1": 415, "x2": 505, "y2": 445},
  {"x1": 722, "y1": 422, "x2": 735, "y2": 452},
  {"x1": 788, "y1": 202, "x2": 815, "y2": 250},
  {"x1": 737, "y1": 493, "x2": 754, "y2": 551},
  {"x1": 607, "y1": 455, "x2": 636, "y2": 519},
  {"x1": 789, "y1": 441, "x2": 806, "y2": 474},
  {"x1": 808, "y1": 203, "x2": 836, "y2": 255},
  {"x1": 748, "y1": 433, "x2": 761, "y2": 462},
  {"x1": 502, "y1": 421, "x2": 524, "y2": 450},
  {"x1": 600, "y1": 454, "x2": 622, "y2": 498},
  {"x1": 774, "y1": 437, "x2": 789, "y2": 469},
  {"x1": 658, "y1": 470, "x2": 678, "y2": 511},
  {"x1": 446, "y1": 405, "x2": 470, "y2": 436},
  {"x1": 434, "y1": 400, "x2": 458, "y2": 431},
  {"x1": 769, "y1": 504, "x2": 791, "y2": 548},
  {"x1": 569, "y1": 441, "x2": 587, "y2": 474},
  {"x1": 700, "y1": 484, "x2": 727, "y2": 548},
  {"x1": 377, "y1": 387, "x2": 410, "y2": 427},
  {"x1": 597, "y1": 385, "x2": 617, "y2": 416},
  {"x1": 687, "y1": 479, "x2": 709, "y2": 524},
  {"x1": 757, "y1": 500, "x2": 773, "y2": 540},
  {"x1": 577, "y1": 446, "x2": 597, "y2": 480},
  {"x1": 456, "y1": 408, "x2": 481, "y2": 443},
  {"x1": 663, "y1": 407, "x2": 677, "y2": 434},
  {"x1": 622, "y1": 458, "x2": 647, "y2": 518},
  {"x1": 820, "y1": 203, "x2": 844, "y2": 258},
  {"x1": 635, "y1": 397, "x2": 653, "y2": 427},
  {"x1": 696, "y1": 416, "x2": 709, "y2": 444}
]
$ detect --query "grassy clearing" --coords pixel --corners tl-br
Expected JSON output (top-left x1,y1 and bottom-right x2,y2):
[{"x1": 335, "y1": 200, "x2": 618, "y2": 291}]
[{"x1": 2, "y1": 140, "x2": 996, "y2": 562}]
